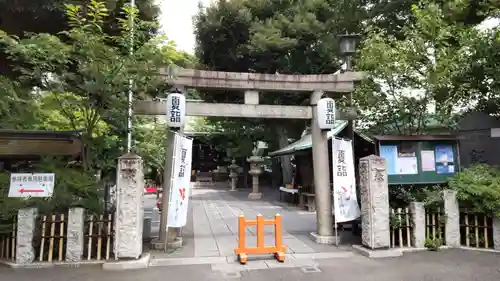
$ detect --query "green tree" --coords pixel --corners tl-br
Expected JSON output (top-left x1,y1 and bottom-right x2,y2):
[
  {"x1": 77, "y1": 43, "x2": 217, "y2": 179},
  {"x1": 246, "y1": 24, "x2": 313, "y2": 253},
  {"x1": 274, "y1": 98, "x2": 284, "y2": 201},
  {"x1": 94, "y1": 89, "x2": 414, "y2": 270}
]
[
  {"x1": 355, "y1": 1, "x2": 479, "y2": 135},
  {"x1": 194, "y1": 0, "x2": 367, "y2": 183},
  {"x1": 0, "y1": 0, "x2": 170, "y2": 172},
  {"x1": 0, "y1": 0, "x2": 161, "y2": 77}
]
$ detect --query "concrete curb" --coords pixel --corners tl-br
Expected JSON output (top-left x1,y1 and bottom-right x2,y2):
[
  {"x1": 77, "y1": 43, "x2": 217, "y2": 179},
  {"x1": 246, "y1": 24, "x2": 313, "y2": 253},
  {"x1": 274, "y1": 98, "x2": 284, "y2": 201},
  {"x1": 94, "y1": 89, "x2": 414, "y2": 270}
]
[
  {"x1": 351, "y1": 244, "x2": 500, "y2": 258},
  {"x1": 0, "y1": 260, "x2": 104, "y2": 269},
  {"x1": 102, "y1": 253, "x2": 151, "y2": 271},
  {"x1": 352, "y1": 245, "x2": 403, "y2": 258}
]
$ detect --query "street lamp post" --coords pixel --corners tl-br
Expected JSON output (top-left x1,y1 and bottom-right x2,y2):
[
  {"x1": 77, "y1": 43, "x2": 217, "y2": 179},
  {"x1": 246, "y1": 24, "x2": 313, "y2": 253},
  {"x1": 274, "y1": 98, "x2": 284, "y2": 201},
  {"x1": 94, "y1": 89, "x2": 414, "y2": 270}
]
[
  {"x1": 338, "y1": 33, "x2": 361, "y2": 144},
  {"x1": 339, "y1": 33, "x2": 361, "y2": 236},
  {"x1": 126, "y1": 0, "x2": 136, "y2": 153}
]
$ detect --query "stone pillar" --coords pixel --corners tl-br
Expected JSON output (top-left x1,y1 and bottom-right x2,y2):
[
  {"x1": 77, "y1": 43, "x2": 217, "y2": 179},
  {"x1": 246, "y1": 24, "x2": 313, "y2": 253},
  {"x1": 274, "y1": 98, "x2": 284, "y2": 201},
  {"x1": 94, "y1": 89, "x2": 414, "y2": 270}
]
[
  {"x1": 15, "y1": 208, "x2": 37, "y2": 264},
  {"x1": 493, "y1": 217, "x2": 500, "y2": 251},
  {"x1": 443, "y1": 189, "x2": 460, "y2": 247},
  {"x1": 310, "y1": 91, "x2": 334, "y2": 238},
  {"x1": 65, "y1": 208, "x2": 85, "y2": 262},
  {"x1": 229, "y1": 159, "x2": 239, "y2": 191},
  {"x1": 114, "y1": 153, "x2": 144, "y2": 259},
  {"x1": 247, "y1": 156, "x2": 263, "y2": 199},
  {"x1": 359, "y1": 155, "x2": 390, "y2": 249},
  {"x1": 409, "y1": 202, "x2": 425, "y2": 248}
]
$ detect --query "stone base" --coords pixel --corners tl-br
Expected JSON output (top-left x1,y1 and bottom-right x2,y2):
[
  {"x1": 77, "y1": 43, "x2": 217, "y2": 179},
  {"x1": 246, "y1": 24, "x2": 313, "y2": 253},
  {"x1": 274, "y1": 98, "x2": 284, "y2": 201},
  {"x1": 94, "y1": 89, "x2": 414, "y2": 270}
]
[
  {"x1": 229, "y1": 189, "x2": 238, "y2": 192},
  {"x1": 248, "y1": 192, "x2": 262, "y2": 200},
  {"x1": 352, "y1": 245, "x2": 403, "y2": 258},
  {"x1": 150, "y1": 237, "x2": 183, "y2": 251},
  {"x1": 103, "y1": 253, "x2": 151, "y2": 270},
  {"x1": 310, "y1": 232, "x2": 341, "y2": 245}
]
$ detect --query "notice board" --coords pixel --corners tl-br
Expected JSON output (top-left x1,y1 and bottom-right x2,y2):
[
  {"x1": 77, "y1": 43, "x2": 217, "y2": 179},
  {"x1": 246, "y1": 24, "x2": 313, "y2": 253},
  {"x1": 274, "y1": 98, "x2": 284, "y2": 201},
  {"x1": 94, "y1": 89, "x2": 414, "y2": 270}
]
[{"x1": 376, "y1": 137, "x2": 460, "y2": 185}]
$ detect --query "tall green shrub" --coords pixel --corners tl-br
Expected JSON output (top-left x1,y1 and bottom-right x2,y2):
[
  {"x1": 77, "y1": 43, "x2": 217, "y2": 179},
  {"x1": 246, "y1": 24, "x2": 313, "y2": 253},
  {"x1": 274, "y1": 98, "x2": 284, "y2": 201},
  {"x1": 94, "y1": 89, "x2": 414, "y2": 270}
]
[{"x1": 448, "y1": 164, "x2": 500, "y2": 216}]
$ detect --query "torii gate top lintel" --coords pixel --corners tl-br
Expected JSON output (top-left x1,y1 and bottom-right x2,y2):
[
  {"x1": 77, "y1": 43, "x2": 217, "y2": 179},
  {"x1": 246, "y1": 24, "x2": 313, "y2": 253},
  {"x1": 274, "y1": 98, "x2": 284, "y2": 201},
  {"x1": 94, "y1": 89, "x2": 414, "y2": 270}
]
[
  {"x1": 160, "y1": 67, "x2": 365, "y2": 94},
  {"x1": 135, "y1": 68, "x2": 363, "y2": 119}
]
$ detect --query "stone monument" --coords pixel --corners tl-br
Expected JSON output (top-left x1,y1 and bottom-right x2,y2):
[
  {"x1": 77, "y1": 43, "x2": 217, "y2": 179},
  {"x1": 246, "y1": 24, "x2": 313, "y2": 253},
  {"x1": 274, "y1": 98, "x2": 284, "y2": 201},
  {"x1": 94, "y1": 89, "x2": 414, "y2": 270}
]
[
  {"x1": 358, "y1": 155, "x2": 390, "y2": 249},
  {"x1": 114, "y1": 153, "x2": 144, "y2": 259}
]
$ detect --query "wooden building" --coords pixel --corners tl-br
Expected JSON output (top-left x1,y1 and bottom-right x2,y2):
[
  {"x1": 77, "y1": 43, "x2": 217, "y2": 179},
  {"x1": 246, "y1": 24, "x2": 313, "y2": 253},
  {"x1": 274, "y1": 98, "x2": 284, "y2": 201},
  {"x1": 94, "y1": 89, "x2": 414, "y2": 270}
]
[
  {"x1": 268, "y1": 121, "x2": 374, "y2": 210},
  {"x1": 0, "y1": 130, "x2": 82, "y2": 171}
]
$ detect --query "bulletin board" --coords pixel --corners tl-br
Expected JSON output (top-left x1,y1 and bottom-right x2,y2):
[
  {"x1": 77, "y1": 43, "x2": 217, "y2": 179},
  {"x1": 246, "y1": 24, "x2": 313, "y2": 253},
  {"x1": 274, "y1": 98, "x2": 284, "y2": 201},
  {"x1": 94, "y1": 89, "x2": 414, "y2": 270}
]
[{"x1": 376, "y1": 139, "x2": 460, "y2": 185}]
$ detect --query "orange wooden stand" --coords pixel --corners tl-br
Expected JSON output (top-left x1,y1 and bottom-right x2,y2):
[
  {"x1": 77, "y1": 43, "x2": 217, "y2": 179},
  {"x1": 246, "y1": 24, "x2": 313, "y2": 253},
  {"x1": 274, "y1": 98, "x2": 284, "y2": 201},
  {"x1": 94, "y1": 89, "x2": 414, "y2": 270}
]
[{"x1": 234, "y1": 214, "x2": 286, "y2": 264}]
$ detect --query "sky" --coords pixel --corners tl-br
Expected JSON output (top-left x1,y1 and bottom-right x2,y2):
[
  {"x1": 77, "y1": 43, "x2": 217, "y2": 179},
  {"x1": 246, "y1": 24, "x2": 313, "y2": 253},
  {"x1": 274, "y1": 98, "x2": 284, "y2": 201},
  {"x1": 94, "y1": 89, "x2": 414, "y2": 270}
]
[{"x1": 158, "y1": 0, "x2": 214, "y2": 53}]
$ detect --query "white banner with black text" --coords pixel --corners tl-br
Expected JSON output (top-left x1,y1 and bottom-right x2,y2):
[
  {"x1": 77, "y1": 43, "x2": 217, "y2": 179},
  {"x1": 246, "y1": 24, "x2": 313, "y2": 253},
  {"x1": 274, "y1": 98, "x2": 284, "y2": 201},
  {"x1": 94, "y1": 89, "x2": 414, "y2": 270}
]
[
  {"x1": 167, "y1": 133, "x2": 193, "y2": 227},
  {"x1": 332, "y1": 138, "x2": 361, "y2": 223}
]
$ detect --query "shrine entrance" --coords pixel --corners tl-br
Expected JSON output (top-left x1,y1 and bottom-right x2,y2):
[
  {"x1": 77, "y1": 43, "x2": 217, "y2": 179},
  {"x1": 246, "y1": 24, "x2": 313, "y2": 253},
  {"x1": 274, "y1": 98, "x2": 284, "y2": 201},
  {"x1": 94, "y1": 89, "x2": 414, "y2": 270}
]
[{"x1": 135, "y1": 67, "x2": 363, "y2": 248}]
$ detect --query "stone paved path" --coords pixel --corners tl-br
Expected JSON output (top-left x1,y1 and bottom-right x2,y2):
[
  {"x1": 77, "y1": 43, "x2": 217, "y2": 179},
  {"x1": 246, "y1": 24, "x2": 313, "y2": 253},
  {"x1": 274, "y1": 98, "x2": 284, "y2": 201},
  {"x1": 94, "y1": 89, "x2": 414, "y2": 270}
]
[
  {"x1": 190, "y1": 184, "x2": 355, "y2": 258},
  {"x1": 148, "y1": 182, "x2": 356, "y2": 261}
]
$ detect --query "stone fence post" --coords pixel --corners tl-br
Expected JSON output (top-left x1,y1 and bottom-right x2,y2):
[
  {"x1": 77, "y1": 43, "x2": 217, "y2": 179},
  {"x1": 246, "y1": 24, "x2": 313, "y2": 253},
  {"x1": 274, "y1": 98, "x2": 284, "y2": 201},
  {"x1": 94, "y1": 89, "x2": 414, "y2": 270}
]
[
  {"x1": 66, "y1": 208, "x2": 85, "y2": 262},
  {"x1": 493, "y1": 218, "x2": 500, "y2": 251},
  {"x1": 359, "y1": 155, "x2": 390, "y2": 249},
  {"x1": 114, "y1": 153, "x2": 144, "y2": 259},
  {"x1": 15, "y1": 208, "x2": 37, "y2": 264},
  {"x1": 443, "y1": 190, "x2": 460, "y2": 247},
  {"x1": 409, "y1": 202, "x2": 425, "y2": 248}
]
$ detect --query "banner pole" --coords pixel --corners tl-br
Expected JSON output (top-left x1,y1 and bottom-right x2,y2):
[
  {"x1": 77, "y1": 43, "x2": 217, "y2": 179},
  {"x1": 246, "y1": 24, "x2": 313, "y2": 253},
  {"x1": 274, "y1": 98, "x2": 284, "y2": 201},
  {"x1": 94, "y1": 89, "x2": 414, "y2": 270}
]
[
  {"x1": 164, "y1": 132, "x2": 179, "y2": 252},
  {"x1": 332, "y1": 134, "x2": 339, "y2": 247}
]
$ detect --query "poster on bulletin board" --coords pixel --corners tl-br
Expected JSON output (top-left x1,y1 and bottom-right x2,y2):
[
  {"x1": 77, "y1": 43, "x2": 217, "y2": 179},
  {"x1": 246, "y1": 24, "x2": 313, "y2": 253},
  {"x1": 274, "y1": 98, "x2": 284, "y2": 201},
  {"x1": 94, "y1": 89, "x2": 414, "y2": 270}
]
[
  {"x1": 435, "y1": 145, "x2": 455, "y2": 174},
  {"x1": 379, "y1": 145, "x2": 398, "y2": 175},
  {"x1": 380, "y1": 145, "x2": 418, "y2": 175},
  {"x1": 421, "y1": 150, "x2": 436, "y2": 171}
]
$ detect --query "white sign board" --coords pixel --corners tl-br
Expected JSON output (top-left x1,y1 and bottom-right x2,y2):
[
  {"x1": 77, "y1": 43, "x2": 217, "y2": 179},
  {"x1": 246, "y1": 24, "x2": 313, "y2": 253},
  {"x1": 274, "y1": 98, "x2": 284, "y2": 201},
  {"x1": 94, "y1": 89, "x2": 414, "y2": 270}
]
[
  {"x1": 8, "y1": 173, "x2": 55, "y2": 198},
  {"x1": 167, "y1": 133, "x2": 193, "y2": 227},
  {"x1": 332, "y1": 138, "x2": 361, "y2": 223}
]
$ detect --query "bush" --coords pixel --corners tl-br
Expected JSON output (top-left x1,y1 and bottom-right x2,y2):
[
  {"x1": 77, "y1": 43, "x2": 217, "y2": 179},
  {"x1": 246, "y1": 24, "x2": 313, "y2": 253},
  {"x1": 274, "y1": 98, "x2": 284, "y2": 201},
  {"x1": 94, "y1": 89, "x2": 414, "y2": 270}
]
[
  {"x1": 0, "y1": 157, "x2": 104, "y2": 234},
  {"x1": 389, "y1": 184, "x2": 445, "y2": 209},
  {"x1": 448, "y1": 164, "x2": 500, "y2": 216},
  {"x1": 424, "y1": 237, "x2": 443, "y2": 251}
]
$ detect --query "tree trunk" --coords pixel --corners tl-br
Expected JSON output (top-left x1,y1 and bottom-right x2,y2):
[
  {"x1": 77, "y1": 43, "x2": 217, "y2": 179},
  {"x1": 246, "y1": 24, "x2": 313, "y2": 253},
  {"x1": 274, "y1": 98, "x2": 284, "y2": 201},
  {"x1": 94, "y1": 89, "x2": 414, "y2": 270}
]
[{"x1": 276, "y1": 125, "x2": 293, "y2": 185}]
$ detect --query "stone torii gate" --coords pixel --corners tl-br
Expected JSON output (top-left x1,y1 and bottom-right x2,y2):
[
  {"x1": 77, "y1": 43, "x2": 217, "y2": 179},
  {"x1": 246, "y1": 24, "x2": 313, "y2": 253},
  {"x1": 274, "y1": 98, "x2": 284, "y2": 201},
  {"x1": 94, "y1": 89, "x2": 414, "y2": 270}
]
[{"x1": 135, "y1": 67, "x2": 363, "y2": 245}]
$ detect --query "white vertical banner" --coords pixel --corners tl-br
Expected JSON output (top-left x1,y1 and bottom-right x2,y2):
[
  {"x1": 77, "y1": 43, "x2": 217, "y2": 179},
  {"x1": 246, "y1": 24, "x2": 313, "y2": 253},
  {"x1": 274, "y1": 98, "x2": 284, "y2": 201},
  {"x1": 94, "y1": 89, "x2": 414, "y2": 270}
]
[
  {"x1": 167, "y1": 133, "x2": 193, "y2": 227},
  {"x1": 332, "y1": 138, "x2": 361, "y2": 223}
]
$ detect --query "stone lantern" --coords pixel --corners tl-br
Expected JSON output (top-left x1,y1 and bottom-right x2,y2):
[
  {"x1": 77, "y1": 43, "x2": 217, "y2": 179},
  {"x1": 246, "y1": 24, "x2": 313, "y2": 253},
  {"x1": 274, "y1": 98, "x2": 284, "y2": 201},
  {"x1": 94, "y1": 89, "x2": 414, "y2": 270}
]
[
  {"x1": 229, "y1": 159, "x2": 239, "y2": 191},
  {"x1": 247, "y1": 155, "x2": 264, "y2": 200}
]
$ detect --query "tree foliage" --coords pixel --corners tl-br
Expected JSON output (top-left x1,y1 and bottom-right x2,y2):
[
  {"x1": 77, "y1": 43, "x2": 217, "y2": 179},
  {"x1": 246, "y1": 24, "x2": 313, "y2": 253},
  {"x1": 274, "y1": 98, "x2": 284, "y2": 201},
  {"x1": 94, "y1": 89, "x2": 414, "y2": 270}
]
[
  {"x1": 0, "y1": 1, "x2": 194, "y2": 224},
  {"x1": 0, "y1": 0, "x2": 161, "y2": 77},
  {"x1": 449, "y1": 164, "x2": 500, "y2": 216},
  {"x1": 0, "y1": 0, "x2": 172, "y2": 171},
  {"x1": 355, "y1": 0, "x2": 498, "y2": 135},
  {"x1": 193, "y1": 0, "x2": 368, "y2": 157}
]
